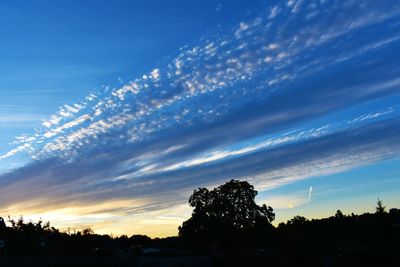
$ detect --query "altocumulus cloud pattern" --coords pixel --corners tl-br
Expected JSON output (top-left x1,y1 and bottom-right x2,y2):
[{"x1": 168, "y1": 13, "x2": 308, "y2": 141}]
[{"x1": 1, "y1": 0, "x2": 400, "y2": 235}]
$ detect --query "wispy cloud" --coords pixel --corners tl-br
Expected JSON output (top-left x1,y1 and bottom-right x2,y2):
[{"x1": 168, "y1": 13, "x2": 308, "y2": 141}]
[
  {"x1": 308, "y1": 186, "x2": 313, "y2": 202},
  {"x1": 0, "y1": 114, "x2": 44, "y2": 123},
  {"x1": 0, "y1": 0, "x2": 400, "y2": 235}
]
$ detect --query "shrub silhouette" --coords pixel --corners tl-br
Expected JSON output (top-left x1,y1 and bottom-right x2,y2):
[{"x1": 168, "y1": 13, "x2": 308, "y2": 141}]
[{"x1": 4, "y1": 216, "x2": 57, "y2": 255}]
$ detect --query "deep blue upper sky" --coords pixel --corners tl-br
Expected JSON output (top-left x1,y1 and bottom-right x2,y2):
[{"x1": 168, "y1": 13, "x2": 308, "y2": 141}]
[
  {"x1": 0, "y1": 0, "x2": 263, "y2": 156},
  {"x1": 0, "y1": 0, "x2": 399, "y2": 236}
]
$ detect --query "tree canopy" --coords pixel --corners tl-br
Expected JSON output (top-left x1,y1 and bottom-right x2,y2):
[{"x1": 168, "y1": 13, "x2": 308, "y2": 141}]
[{"x1": 178, "y1": 179, "x2": 275, "y2": 249}]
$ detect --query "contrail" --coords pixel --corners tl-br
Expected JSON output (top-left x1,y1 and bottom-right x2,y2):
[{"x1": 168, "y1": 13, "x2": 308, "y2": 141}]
[{"x1": 308, "y1": 186, "x2": 313, "y2": 202}]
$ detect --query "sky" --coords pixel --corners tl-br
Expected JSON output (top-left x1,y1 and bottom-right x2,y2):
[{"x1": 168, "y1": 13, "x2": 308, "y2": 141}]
[{"x1": 0, "y1": 0, "x2": 399, "y2": 237}]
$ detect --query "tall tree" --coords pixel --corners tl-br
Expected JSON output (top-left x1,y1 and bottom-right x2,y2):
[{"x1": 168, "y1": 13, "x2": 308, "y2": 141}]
[{"x1": 179, "y1": 179, "x2": 275, "y2": 249}]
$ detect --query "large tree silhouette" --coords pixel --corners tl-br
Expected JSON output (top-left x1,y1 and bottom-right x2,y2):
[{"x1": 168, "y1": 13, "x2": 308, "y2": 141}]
[{"x1": 178, "y1": 179, "x2": 275, "y2": 249}]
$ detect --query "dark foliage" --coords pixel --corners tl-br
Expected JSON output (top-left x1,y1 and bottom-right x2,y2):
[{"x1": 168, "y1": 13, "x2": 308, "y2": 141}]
[
  {"x1": 179, "y1": 179, "x2": 275, "y2": 250},
  {"x1": 275, "y1": 206, "x2": 400, "y2": 266},
  {"x1": 0, "y1": 217, "x2": 169, "y2": 257},
  {"x1": 0, "y1": 183, "x2": 399, "y2": 266}
]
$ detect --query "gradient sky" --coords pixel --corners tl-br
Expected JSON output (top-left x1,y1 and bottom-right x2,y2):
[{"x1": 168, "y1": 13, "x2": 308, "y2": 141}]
[{"x1": 0, "y1": 0, "x2": 400, "y2": 237}]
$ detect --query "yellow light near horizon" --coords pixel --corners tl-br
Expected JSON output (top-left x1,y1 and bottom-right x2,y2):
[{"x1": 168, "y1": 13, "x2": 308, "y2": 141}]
[{"x1": 0, "y1": 199, "x2": 191, "y2": 238}]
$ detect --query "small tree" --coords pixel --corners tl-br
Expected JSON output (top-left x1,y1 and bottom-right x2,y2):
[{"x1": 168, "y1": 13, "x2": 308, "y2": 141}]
[
  {"x1": 335, "y1": 210, "x2": 344, "y2": 219},
  {"x1": 376, "y1": 198, "x2": 386, "y2": 214},
  {"x1": 82, "y1": 228, "x2": 94, "y2": 235}
]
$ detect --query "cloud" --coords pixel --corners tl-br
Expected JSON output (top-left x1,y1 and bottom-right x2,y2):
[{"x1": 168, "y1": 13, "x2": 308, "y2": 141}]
[
  {"x1": 268, "y1": 6, "x2": 280, "y2": 20},
  {"x1": 0, "y1": 143, "x2": 32, "y2": 159},
  {"x1": 0, "y1": 114, "x2": 44, "y2": 123},
  {"x1": 0, "y1": 0, "x2": 400, "y2": 235},
  {"x1": 5, "y1": 0, "x2": 399, "y2": 162},
  {"x1": 43, "y1": 114, "x2": 92, "y2": 139}
]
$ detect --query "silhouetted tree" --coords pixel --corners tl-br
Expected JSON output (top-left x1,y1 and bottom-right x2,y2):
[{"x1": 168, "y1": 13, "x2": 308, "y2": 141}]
[
  {"x1": 335, "y1": 209, "x2": 344, "y2": 219},
  {"x1": 286, "y1": 215, "x2": 308, "y2": 226},
  {"x1": 82, "y1": 228, "x2": 94, "y2": 235},
  {"x1": 179, "y1": 179, "x2": 275, "y2": 249},
  {"x1": 376, "y1": 198, "x2": 386, "y2": 214},
  {"x1": 0, "y1": 217, "x2": 5, "y2": 230},
  {"x1": 0, "y1": 192, "x2": 398, "y2": 266},
  {"x1": 3, "y1": 216, "x2": 57, "y2": 255},
  {"x1": 389, "y1": 208, "x2": 400, "y2": 216}
]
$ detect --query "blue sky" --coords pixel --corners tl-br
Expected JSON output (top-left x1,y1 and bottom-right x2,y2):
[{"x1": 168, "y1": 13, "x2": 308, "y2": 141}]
[{"x1": 0, "y1": 0, "x2": 399, "y2": 236}]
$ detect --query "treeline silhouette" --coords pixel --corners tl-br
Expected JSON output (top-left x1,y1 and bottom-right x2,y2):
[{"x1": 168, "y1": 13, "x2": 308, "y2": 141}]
[
  {"x1": 0, "y1": 217, "x2": 179, "y2": 256},
  {"x1": 0, "y1": 180, "x2": 399, "y2": 267}
]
